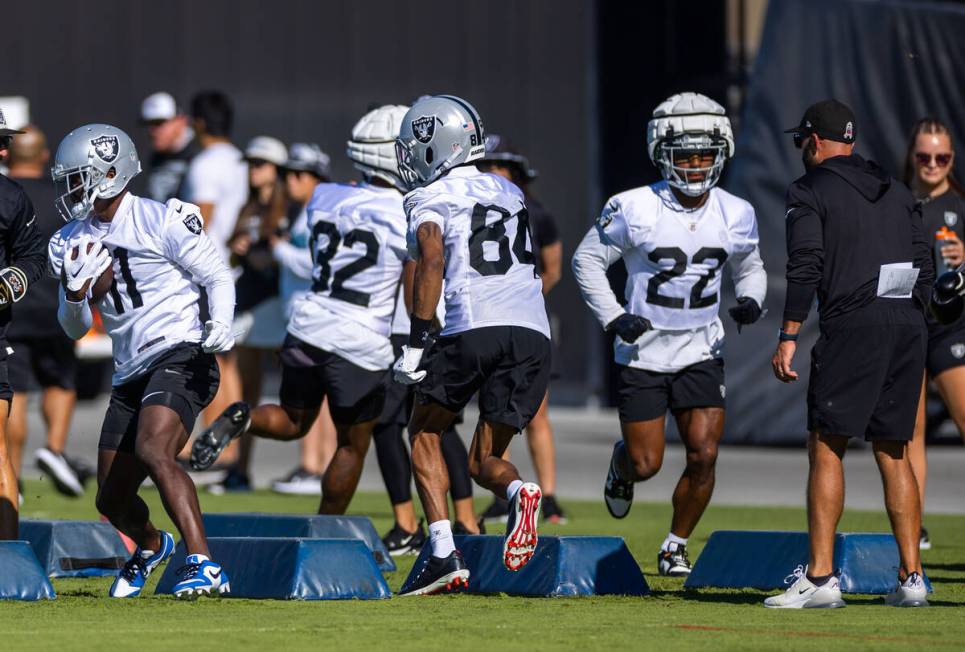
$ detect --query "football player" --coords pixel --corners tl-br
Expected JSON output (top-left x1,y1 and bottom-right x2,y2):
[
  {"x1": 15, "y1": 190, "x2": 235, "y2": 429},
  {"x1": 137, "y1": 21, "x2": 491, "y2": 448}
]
[
  {"x1": 393, "y1": 95, "x2": 550, "y2": 596},
  {"x1": 572, "y1": 93, "x2": 766, "y2": 576},
  {"x1": 190, "y1": 105, "x2": 410, "y2": 517},
  {"x1": 48, "y1": 124, "x2": 235, "y2": 597}
]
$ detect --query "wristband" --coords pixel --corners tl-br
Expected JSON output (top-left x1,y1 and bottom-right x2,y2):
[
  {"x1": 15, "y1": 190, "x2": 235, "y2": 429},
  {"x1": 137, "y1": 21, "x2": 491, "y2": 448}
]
[
  {"x1": 408, "y1": 315, "x2": 434, "y2": 348},
  {"x1": 778, "y1": 330, "x2": 799, "y2": 342}
]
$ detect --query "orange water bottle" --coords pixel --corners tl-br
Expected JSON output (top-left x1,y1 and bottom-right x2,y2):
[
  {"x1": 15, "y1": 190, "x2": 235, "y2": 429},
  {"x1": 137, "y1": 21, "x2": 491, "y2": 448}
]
[{"x1": 935, "y1": 226, "x2": 956, "y2": 271}]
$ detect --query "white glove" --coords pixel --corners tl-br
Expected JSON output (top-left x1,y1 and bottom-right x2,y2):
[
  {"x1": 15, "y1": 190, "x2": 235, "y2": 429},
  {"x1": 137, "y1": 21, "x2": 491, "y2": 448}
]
[
  {"x1": 393, "y1": 345, "x2": 426, "y2": 385},
  {"x1": 202, "y1": 320, "x2": 234, "y2": 353},
  {"x1": 64, "y1": 236, "x2": 111, "y2": 294}
]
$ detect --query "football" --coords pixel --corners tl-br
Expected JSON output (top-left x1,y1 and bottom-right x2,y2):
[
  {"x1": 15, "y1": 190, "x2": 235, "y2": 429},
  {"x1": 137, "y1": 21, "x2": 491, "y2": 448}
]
[{"x1": 69, "y1": 242, "x2": 114, "y2": 302}]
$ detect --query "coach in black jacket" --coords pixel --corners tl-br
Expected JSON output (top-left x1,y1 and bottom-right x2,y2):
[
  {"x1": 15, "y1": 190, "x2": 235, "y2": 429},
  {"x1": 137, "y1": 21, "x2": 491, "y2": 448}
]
[
  {"x1": 0, "y1": 114, "x2": 48, "y2": 540},
  {"x1": 766, "y1": 100, "x2": 934, "y2": 609}
]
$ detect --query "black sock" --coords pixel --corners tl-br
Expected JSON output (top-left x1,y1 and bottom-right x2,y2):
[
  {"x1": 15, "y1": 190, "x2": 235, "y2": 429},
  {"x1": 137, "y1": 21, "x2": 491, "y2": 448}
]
[{"x1": 806, "y1": 572, "x2": 834, "y2": 587}]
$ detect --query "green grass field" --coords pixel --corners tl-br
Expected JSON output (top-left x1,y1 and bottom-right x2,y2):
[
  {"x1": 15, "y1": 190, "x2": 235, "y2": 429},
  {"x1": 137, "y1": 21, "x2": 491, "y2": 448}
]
[{"x1": 3, "y1": 480, "x2": 965, "y2": 650}]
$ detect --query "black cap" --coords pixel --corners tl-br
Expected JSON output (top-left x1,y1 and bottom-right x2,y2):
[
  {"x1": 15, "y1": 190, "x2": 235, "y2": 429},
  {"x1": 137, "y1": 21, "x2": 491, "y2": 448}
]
[
  {"x1": 478, "y1": 134, "x2": 537, "y2": 180},
  {"x1": 784, "y1": 99, "x2": 856, "y2": 144}
]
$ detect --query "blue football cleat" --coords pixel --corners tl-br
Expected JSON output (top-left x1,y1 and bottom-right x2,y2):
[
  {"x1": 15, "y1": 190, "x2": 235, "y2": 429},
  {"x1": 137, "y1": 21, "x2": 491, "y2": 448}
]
[
  {"x1": 172, "y1": 554, "x2": 230, "y2": 598},
  {"x1": 109, "y1": 530, "x2": 175, "y2": 598}
]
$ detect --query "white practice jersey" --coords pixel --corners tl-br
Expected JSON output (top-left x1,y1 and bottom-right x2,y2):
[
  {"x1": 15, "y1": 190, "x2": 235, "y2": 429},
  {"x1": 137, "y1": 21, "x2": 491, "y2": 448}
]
[
  {"x1": 49, "y1": 194, "x2": 232, "y2": 385},
  {"x1": 572, "y1": 180, "x2": 766, "y2": 372},
  {"x1": 287, "y1": 182, "x2": 407, "y2": 371},
  {"x1": 404, "y1": 166, "x2": 550, "y2": 338}
]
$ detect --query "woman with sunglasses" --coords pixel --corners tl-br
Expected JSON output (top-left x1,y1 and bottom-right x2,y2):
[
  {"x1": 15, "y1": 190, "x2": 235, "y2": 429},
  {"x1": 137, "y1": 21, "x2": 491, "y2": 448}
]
[{"x1": 904, "y1": 117, "x2": 965, "y2": 551}]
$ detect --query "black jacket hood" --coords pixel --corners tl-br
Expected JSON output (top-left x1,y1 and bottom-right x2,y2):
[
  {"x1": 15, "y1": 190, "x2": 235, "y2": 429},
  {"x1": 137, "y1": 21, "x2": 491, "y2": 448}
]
[{"x1": 818, "y1": 154, "x2": 891, "y2": 202}]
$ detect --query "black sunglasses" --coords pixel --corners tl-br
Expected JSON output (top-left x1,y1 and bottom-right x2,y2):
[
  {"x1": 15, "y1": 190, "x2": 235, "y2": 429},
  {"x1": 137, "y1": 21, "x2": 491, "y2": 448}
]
[{"x1": 792, "y1": 132, "x2": 811, "y2": 149}]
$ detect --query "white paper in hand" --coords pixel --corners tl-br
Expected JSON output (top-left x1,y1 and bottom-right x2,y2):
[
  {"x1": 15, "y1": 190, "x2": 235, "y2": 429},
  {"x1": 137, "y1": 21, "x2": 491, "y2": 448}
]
[{"x1": 877, "y1": 262, "x2": 919, "y2": 299}]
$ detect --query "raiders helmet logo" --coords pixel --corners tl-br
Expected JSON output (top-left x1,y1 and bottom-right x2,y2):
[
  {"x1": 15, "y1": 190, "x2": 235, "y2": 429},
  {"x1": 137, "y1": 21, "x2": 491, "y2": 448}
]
[
  {"x1": 182, "y1": 213, "x2": 203, "y2": 235},
  {"x1": 952, "y1": 343, "x2": 965, "y2": 360},
  {"x1": 91, "y1": 135, "x2": 119, "y2": 163},
  {"x1": 412, "y1": 116, "x2": 436, "y2": 144},
  {"x1": 945, "y1": 211, "x2": 958, "y2": 227},
  {"x1": 719, "y1": 384, "x2": 726, "y2": 399},
  {"x1": 843, "y1": 121, "x2": 854, "y2": 140}
]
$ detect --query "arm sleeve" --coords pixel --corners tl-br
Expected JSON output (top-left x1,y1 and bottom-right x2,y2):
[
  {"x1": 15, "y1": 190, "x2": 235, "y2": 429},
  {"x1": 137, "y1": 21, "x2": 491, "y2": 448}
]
[
  {"x1": 571, "y1": 223, "x2": 627, "y2": 328},
  {"x1": 272, "y1": 240, "x2": 314, "y2": 280},
  {"x1": 162, "y1": 205, "x2": 235, "y2": 324},
  {"x1": 6, "y1": 191, "x2": 47, "y2": 285},
  {"x1": 783, "y1": 182, "x2": 824, "y2": 322},
  {"x1": 57, "y1": 292, "x2": 93, "y2": 340},
  {"x1": 730, "y1": 245, "x2": 767, "y2": 306},
  {"x1": 910, "y1": 201, "x2": 935, "y2": 308}
]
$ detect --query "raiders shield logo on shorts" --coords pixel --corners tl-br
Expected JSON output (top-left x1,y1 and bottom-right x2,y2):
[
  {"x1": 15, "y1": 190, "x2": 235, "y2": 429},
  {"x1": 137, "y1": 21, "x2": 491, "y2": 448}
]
[
  {"x1": 91, "y1": 135, "x2": 120, "y2": 163},
  {"x1": 182, "y1": 214, "x2": 203, "y2": 235},
  {"x1": 951, "y1": 343, "x2": 965, "y2": 359},
  {"x1": 412, "y1": 116, "x2": 436, "y2": 144}
]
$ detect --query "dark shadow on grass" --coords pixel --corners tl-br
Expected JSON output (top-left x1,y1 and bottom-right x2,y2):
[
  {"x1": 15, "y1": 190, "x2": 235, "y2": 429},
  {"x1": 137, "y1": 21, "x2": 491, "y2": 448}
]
[
  {"x1": 925, "y1": 563, "x2": 965, "y2": 572},
  {"x1": 56, "y1": 589, "x2": 101, "y2": 598},
  {"x1": 673, "y1": 589, "x2": 770, "y2": 605}
]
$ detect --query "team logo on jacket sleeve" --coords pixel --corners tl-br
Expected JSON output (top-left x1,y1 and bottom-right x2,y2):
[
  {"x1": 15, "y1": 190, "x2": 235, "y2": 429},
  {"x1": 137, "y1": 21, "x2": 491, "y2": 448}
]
[
  {"x1": 945, "y1": 211, "x2": 958, "y2": 227},
  {"x1": 412, "y1": 116, "x2": 436, "y2": 144},
  {"x1": 183, "y1": 213, "x2": 203, "y2": 235},
  {"x1": 91, "y1": 135, "x2": 120, "y2": 163}
]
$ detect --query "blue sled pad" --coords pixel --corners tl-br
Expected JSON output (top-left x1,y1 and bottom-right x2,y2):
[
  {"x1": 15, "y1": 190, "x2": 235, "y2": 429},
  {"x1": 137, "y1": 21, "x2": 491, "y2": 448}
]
[
  {"x1": 401, "y1": 535, "x2": 648, "y2": 597},
  {"x1": 154, "y1": 537, "x2": 391, "y2": 599},
  {"x1": 201, "y1": 512, "x2": 395, "y2": 572},
  {"x1": 684, "y1": 531, "x2": 933, "y2": 595},
  {"x1": 0, "y1": 541, "x2": 56, "y2": 600},
  {"x1": 20, "y1": 519, "x2": 129, "y2": 578}
]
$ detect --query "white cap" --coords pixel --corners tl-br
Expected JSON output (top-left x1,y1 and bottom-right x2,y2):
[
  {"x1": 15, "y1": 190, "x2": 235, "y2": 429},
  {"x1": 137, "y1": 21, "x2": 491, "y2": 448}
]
[
  {"x1": 286, "y1": 143, "x2": 331, "y2": 179},
  {"x1": 243, "y1": 136, "x2": 287, "y2": 166},
  {"x1": 0, "y1": 106, "x2": 25, "y2": 136},
  {"x1": 140, "y1": 92, "x2": 178, "y2": 123}
]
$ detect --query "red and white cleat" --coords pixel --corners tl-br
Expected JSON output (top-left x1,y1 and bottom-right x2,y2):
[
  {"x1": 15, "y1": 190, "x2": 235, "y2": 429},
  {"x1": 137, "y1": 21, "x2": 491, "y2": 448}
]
[{"x1": 503, "y1": 482, "x2": 542, "y2": 571}]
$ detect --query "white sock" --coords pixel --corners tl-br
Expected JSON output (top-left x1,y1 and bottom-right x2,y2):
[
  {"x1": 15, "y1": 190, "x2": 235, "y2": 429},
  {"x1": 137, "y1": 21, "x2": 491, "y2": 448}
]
[
  {"x1": 661, "y1": 533, "x2": 688, "y2": 552},
  {"x1": 506, "y1": 480, "x2": 524, "y2": 501},
  {"x1": 428, "y1": 520, "x2": 455, "y2": 558}
]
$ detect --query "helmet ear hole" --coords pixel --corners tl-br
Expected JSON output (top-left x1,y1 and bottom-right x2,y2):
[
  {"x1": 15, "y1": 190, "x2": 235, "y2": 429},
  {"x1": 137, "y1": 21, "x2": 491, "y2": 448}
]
[{"x1": 425, "y1": 147, "x2": 434, "y2": 165}]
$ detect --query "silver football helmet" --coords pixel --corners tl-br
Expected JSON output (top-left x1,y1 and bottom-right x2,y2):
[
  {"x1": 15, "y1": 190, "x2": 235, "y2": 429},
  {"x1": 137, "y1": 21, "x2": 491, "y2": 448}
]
[
  {"x1": 647, "y1": 93, "x2": 734, "y2": 197},
  {"x1": 51, "y1": 124, "x2": 141, "y2": 221},
  {"x1": 347, "y1": 104, "x2": 409, "y2": 191},
  {"x1": 395, "y1": 95, "x2": 486, "y2": 190}
]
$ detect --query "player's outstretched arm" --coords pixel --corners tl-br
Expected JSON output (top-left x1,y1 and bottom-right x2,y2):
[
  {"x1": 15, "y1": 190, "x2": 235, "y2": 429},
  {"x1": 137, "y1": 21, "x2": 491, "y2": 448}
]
[{"x1": 571, "y1": 224, "x2": 626, "y2": 329}]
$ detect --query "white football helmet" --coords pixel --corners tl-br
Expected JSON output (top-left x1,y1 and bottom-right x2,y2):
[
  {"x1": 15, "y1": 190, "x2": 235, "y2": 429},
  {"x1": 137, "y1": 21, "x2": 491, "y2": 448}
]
[
  {"x1": 51, "y1": 124, "x2": 141, "y2": 221},
  {"x1": 395, "y1": 95, "x2": 486, "y2": 190},
  {"x1": 347, "y1": 104, "x2": 409, "y2": 191},
  {"x1": 647, "y1": 93, "x2": 734, "y2": 197}
]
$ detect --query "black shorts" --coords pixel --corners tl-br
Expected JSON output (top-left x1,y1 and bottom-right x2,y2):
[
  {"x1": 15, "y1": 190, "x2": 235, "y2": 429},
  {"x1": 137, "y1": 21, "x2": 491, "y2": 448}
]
[
  {"x1": 808, "y1": 302, "x2": 926, "y2": 442},
  {"x1": 8, "y1": 335, "x2": 77, "y2": 392},
  {"x1": 926, "y1": 326, "x2": 965, "y2": 378},
  {"x1": 100, "y1": 343, "x2": 219, "y2": 453},
  {"x1": 379, "y1": 335, "x2": 414, "y2": 429},
  {"x1": 416, "y1": 326, "x2": 551, "y2": 432},
  {"x1": 617, "y1": 358, "x2": 725, "y2": 422},
  {"x1": 278, "y1": 334, "x2": 386, "y2": 425}
]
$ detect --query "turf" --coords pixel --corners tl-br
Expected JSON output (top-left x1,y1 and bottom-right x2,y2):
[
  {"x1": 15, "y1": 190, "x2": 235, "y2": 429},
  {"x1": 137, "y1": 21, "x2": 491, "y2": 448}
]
[{"x1": 4, "y1": 480, "x2": 965, "y2": 650}]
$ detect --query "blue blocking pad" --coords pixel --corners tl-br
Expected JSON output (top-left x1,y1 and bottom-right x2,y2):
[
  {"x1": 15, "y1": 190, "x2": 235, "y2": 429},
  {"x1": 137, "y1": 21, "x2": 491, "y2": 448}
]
[
  {"x1": 19, "y1": 519, "x2": 130, "y2": 578},
  {"x1": 154, "y1": 537, "x2": 391, "y2": 600},
  {"x1": 201, "y1": 512, "x2": 395, "y2": 572},
  {"x1": 400, "y1": 535, "x2": 649, "y2": 597},
  {"x1": 684, "y1": 530, "x2": 933, "y2": 594},
  {"x1": 0, "y1": 541, "x2": 56, "y2": 600}
]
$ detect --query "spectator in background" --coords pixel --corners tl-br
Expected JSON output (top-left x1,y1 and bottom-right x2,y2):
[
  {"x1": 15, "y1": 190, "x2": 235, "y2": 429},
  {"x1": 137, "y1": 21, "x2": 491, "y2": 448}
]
[
  {"x1": 210, "y1": 136, "x2": 289, "y2": 493},
  {"x1": 904, "y1": 117, "x2": 965, "y2": 551},
  {"x1": 270, "y1": 143, "x2": 338, "y2": 494},
  {"x1": 139, "y1": 92, "x2": 199, "y2": 202},
  {"x1": 183, "y1": 90, "x2": 247, "y2": 431},
  {"x1": 5, "y1": 126, "x2": 91, "y2": 498},
  {"x1": 476, "y1": 134, "x2": 567, "y2": 524}
]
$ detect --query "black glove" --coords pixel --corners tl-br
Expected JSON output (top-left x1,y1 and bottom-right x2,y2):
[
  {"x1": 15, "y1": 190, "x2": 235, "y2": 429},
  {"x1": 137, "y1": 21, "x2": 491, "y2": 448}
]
[
  {"x1": 934, "y1": 270, "x2": 965, "y2": 304},
  {"x1": 606, "y1": 313, "x2": 652, "y2": 343},
  {"x1": 728, "y1": 297, "x2": 762, "y2": 333},
  {"x1": 0, "y1": 267, "x2": 27, "y2": 311}
]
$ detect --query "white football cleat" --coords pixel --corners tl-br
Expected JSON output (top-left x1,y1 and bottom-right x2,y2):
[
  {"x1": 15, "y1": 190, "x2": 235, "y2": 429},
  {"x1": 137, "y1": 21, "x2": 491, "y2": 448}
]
[
  {"x1": 763, "y1": 565, "x2": 845, "y2": 609},
  {"x1": 884, "y1": 572, "x2": 928, "y2": 607}
]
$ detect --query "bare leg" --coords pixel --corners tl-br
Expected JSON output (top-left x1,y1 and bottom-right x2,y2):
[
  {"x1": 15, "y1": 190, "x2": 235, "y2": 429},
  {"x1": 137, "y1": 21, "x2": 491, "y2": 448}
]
[
  {"x1": 524, "y1": 392, "x2": 557, "y2": 495},
  {"x1": 934, "y1": 366, "x2": 965, "y2": 440},
  {"x1": 453, "y1": 497, "x2": 479, "y2": 533},
  {"x1": 873, "y1": 439, "x2": 922, "y2": 578},
  {"x1": 300, "y1": 398, "x2": 336, "y2": 475},
  {"x1": 95, "y1": 448, "x2": 159, "y2": 551},
  {"x1": 669, "y1": 407, "x2": 724, "y2": 538},
  {"x1": 319, "y1": 418, "x2": 377, "y2": 514},
  {"x1": 807, "y1": 432, "x2": 848, "y2": 576},
  {"x1": 42, "y1": 386, "x2": 76, "y2": 454},
  {"x1": 392, "y1": 501, "x2": 420, "y2": 533},
  {"x1": 467, "y1": 420, "x2": 522, "y2": 498},
  {"x1": 617, "y1": 416, "x2": 667, "y2": 482},
  {"x1": 0, "y1": 400, "x2": 17, "y2": 539},
  {"x1": 909, "y1": 375, "x2": 928, "y2": 513},
  {"x1": 8, "y1": 393, "x2": 28, "y2": 477},
  {"x1": 234, "y1": 346, "x2": 267, "y2": 476},
  {"x1": 248, "y1": 403, "x2": 319, "y2": 441},
  {"x1": 134, "y1": 405, "x2": 209, "y2": 556},
  {"x1": 410, "y1": 402, "x2": 459, "y2": 524}
]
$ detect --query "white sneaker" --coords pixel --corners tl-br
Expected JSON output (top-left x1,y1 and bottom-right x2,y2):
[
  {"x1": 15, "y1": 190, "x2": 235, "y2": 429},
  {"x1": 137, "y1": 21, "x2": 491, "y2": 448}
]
[
  {"x1": 763, "y1": 565, "x2": 846, "y2": 609},
  {"x1": 35, "y1": 447, "x2": 84, "y2": 497},
  {"x1": 884, "y1": 572, "x2": 928, "y2": 607}
]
